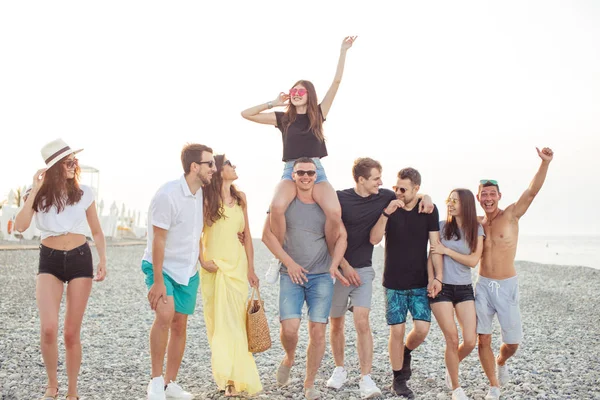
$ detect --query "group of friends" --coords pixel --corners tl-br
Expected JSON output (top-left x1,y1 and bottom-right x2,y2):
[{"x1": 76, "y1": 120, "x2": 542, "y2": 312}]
[{"x1": 15, "y1": 36, "x2": 554, "y2": 400}]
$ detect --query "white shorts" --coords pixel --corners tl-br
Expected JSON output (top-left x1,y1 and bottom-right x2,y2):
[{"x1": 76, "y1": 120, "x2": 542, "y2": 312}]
[{"x1": 475, "y1": 275, "x2": 523, "y2": 344}]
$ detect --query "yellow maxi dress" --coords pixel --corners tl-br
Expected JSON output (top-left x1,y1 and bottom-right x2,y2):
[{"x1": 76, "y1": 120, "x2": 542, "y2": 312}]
[{"x1": 200, "y1": 204, "x2": 262, "y2": 395}]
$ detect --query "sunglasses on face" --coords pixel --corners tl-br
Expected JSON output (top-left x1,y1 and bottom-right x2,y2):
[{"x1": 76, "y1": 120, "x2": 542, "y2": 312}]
[
  {"x1": 289, "y1": 88, "x2": 308, "y2": 97},
  {"x1": 63, "y1": 158, "x2": 78, "y2": 169},
  {"x1": 294, "y1": 170, "x2": 316, "y2": 177},
  {"x1": 393, "y1": 185, "x2": 408, "y2": 194},
  {"x1": 223, "y1": 160, "x2": 233, "y2": 167},
  {"x1": 196, "y1": 160, "x2": 214, "y2": 168},
  {"x1": 446, "y1": 198, "x2": 459, "y2": 205},
  {"x1": 480, "y1": 179, "x2": 498, "y2": 185}
]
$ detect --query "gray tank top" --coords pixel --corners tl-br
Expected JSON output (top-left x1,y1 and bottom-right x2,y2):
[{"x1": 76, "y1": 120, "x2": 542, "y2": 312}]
[
  {"x1": 279, "y1": 198, "x2": 331, "y2": 275},
  {"x1": 439, "y1": 221, "x2": 485, "y2": 285}
]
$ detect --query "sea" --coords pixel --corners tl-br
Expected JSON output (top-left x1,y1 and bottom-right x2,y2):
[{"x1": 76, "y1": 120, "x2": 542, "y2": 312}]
[{"x1": 515, "y1": 234, "x2": 600, "y2": 270}]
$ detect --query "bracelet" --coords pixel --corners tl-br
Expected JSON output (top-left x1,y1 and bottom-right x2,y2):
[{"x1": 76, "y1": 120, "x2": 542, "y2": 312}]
[
  {"x1": 382, "y1": 210, "x2": 390, "y2": 218},
  {"x1": 267, "y1": 101, "x2": 273, "y2": 109},
  {"x1": 434, "y1": 278, "x2": 443, "y2": 284}
]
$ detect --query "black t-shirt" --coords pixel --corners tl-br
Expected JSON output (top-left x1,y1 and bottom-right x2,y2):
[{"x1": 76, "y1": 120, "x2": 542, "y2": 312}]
[
  {"x1": 383, "y1": 200, "x2": 440, "y2": 290},
  {"x1": 275, "y1": 105, "x2": 328, "y2": 161},
  {"x1": 338, "y1": 188, "x2": 396, "y2": 269}
]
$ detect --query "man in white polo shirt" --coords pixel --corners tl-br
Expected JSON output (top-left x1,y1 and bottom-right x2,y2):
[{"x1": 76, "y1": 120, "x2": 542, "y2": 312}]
[{"x1": 142, "y1": 143, "x2": 216, "y2": 400}]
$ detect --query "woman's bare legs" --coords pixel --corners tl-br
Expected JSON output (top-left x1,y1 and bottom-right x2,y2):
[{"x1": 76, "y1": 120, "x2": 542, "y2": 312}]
[
  {"x1": 64, "y1": 277, "x2": 93, "y2": 397},
  {"x1": 36, "y1": 274, "x2": 64, "y2": 397},
  {"x1": 312, "y1": 181, "x2": 342, "y2": 253},
  {"x1": 269, "y1": 180, "x2": 297, "y2": 245}
]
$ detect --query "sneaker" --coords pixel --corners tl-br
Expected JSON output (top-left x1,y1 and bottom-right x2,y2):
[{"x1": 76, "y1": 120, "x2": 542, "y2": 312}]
[
  {"x1": 445, "y1": 368, "x2": 452, "y2": 390},
  {"x1": 265, "y1": 259, "x2": 280, "y2": 284},
  {"x1": 276, "y1": 360, "x2": 292, "y2": 386},
  {"x1": 326, "y1": 366, "x2": 347, "y2": 389},
  {"x1": 165, "y1": 381, "x2": 193, "y2": 399},
  {"x1": 402, "y1": 353, "x2": 412, "y2": 381},
  {"x1": 391, "y1": 376, "x2": 414, "y2": 398},
  {"x1": 304, "y1": 387, "x2": 322, "y2": 400},
  {"x1": 452, "y1": 387, "x2": 469, "y2": 400},
  {"x1": 485, "y1": 386, "x2": 500, "y2": 400},
  {"x1": 147, "y1": 376, "x2": 166, "y2": 400},
  {"x1": 359, "y1": 375, "x2": 382, "y2": 399},
  {"x1": 496, "y1": 362, "x2": 510, "y2": 386}
]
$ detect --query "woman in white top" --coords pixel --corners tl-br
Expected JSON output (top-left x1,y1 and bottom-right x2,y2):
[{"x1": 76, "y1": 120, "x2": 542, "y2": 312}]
[
  {"x1": 15, "y1": 139, "x2": 107, "y2": 400},
  {"x1": 428, "y1": 188, "x2": 484, "y2": 400}
]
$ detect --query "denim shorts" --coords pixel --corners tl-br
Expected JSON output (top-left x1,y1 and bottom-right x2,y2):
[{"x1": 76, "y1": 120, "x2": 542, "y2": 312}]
[
  {"x1": 281, "y1": 157, "x2": 328, "y2": 184},
  {"x1": 429, "y1": 283, "x2": 475, "y2": 305},
  {"x1": 141, "y1": 260, "x2": 200, "y2": 315},
  {"x1": 38, "y1": 243, "x2": 94, "y2": 283},
  {"x1": 279, "y1": 272, "x2": 334, "y2": 323},
  {"x1": 385, "y1": 287, "x2": 431, "y2": 325}
]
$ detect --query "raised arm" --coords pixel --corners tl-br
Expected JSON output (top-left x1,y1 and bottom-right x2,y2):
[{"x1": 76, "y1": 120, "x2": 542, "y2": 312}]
[
  {"x1": 15, "y1": 169, "x2": 46, "y2": 232},
  {"x1": 512, "y1": 147, "x2": 554, "y2": 218},
  {"x1": 85, "y1": 201, "x2": 107, "y2": 281},
  {"x1": 240, "y1": 92, "x2": 289, "y2": 125},
  {"x1": 261, "y1": 213, "x2": 308, "y2": 284},
  {"x1": 370, "y1": 198, "x2": 404, "y2": 245},
  {"x1": 320, "y1": 36, "x2": 357, "y2": 118}
]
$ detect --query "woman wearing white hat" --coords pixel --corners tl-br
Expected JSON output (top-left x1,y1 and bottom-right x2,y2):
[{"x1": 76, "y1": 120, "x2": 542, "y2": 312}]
[{"x1": 15, "y1": 138, "x2": 107, "y2": 400}]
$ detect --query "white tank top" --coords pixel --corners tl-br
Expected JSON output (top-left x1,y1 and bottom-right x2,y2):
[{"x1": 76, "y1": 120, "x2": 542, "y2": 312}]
[{"x1": 33, "y1": 185, "x2": 95, "y2": 239}]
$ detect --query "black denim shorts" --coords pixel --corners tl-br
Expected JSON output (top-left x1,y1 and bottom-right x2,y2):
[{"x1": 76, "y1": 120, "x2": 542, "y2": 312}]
[
  {"x1": 38, "y1": 242, "x2": 94, "y2": 283},
  {"x1": 429, "y1": 283, "x2": 475, "y2": 305}
]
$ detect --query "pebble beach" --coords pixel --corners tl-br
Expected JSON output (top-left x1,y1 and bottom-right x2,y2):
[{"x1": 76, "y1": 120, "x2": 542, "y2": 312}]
[{"x1": 1, "y1": 241, "x2": 599, "y2": 400}]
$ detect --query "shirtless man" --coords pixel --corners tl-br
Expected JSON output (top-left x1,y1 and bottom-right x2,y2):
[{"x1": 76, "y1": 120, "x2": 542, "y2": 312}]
[{"x1": 475, "y1": 147, "x2": 554, "y2": 400}]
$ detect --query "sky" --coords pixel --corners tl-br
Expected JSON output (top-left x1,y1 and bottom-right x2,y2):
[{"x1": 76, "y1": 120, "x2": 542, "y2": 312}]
[{"x1": 1, "y1": 1, "x2": 599, "y2": 237}]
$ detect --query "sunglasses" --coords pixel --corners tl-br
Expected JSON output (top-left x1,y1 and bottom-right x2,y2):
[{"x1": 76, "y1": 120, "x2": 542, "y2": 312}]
[
  {"x1": 289, "y1": 88, "x2": 308, "y2": 97},
  {"x1": 480, "y1": 179, "x2": 498, "y2": 185},
  {"x1": 294, "y1": 170, "x2": 316, "y2": 177},
  {"x1": 392, "y1": 185, "x2": 408, "y2": 194},
  {"x1": 196, "y1": 160, "x2": 214, "y2": 168},
  {"x1": 445, "y1": 198, "x2": 459, "y2": 205},
  {"x1": 223, "y1": 160, "x2": 233, "y2": 167},
  {"x1": 63, "y1": 158, "x2": 78, "y2": 169}
]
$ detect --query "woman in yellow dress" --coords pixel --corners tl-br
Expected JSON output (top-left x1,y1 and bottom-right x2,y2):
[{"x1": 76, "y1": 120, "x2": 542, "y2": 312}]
[{"x1": 200, "y1": 154, "x2": 262, "y2": 397}]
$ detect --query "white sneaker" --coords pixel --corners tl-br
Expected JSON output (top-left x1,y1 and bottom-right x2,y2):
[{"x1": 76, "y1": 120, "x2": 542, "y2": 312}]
[
  {"x1": 326, "y1": 366, "x2": 347, "y2": 389},
  {"x1": 165, "y1": 381, "x2": 194, "y2": 399},
  {"x1": 452, "y1": 387, "x2": 469, "y2": 400},
  {"x1": 445, "y1": 368, "x2": 452, "y2": 390},
  {"x1": 147, "y1": 376, "x2": 166, "y2": 400},
  {"x1": 485, "y1": 386, "x2": 500, "y2": 400},
  {"x1": 265, "y1": 259, "x2": 280, "y2": 284},
  {"x1": 496, "y1": 362, "x2": 510, "y2": 386},
  {"x1": 359, "y1": 375, "x2": 382, "y2": 399}
]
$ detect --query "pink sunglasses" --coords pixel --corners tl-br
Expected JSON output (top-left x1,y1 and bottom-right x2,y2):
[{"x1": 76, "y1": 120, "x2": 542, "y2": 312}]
[{"x1": 289, "y1": 88, "x2": 308, "y2": 97}]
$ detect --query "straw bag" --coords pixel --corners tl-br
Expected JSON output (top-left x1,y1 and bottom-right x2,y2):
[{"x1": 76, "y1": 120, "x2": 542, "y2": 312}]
[{"x1": 246, "y1": 287, "x2": 271, "y2": 353}]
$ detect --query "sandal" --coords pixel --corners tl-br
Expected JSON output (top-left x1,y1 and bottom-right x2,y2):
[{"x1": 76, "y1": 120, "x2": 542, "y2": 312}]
[
  {"x1": 224, "y1": 383, "x2": 238, "y2": 397},
  {"x1": 41, "y1": 386, "x2": 59, "y2": 400},
  {"x1": 65, "y1": 395, "x2": 79, "y2": 400}
]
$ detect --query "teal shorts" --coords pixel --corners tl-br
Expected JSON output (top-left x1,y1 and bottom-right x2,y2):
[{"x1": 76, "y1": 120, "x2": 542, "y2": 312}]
[{"x1": 141, "y1": 260, "x2": 199, "y2": 315}]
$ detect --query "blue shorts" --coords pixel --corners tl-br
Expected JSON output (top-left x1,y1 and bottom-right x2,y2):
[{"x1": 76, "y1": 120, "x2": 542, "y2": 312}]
[
  {"x1": 279, "y1": 272, "x2": 334, "y2": 323},
  {"x1": 141, "y1": 260, "x2": 199, "y2": 315},
  {"x1": 281, "y1": 157, "x2": 328, "y2": 184},
  {"x1": 385, "y1": 287, "x2": 431, "y2": 325}
]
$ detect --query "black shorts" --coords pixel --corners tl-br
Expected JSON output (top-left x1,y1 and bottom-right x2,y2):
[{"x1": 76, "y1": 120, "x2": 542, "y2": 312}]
[
  {"x1": 38, "y1": 243, "x2": 94, "y2": 283},
  {"x1": 429, "y1": 283, "x2": 475, "y2": 305}
]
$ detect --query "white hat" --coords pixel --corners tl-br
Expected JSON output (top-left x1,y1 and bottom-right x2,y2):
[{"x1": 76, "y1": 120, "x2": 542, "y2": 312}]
[{"x1": 40, "y1": 138, "x2": 83, "y2": 169}]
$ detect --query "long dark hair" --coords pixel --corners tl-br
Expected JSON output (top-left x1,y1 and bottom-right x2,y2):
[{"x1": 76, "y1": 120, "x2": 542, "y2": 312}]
[
  {"x1": 443, "y1": 188, "x2": 479, "y2": 253},
  {"x1": 282, "y1": 80, "x2": 324, "y2": 142},
  {"x1": 202, "y1": 154, "x2": 246, "y2": 225},
  {"x1": 33, "y1": 156, "x2": 83, "y2": 213}
]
